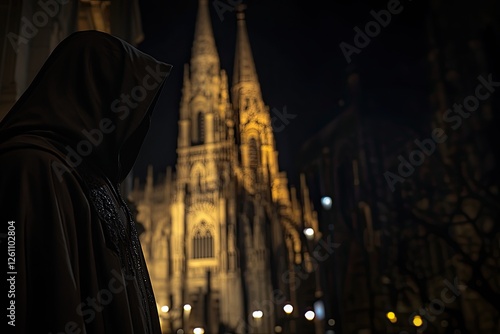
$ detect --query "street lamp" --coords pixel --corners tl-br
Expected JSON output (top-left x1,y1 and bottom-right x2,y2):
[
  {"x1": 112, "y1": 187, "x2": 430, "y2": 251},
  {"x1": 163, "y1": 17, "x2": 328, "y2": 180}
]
[
  {"x1": 283, "y1": 304, "x2": 295, "y2": 334},
  {"x1": 412, "y1": 315, "x2": 423, "y2": 327},
  {"x1": 252, "y1": 310, "x2": 263, "y2": 319},
  {"x1": 321, "y1": 196, "x2": 332, "y2": 210},
  {"x1": 183, "y1": 304, "x2": 192, "y2": 332},
  {"x1": 305, "y1": 310, "x2": 315, "y2": 321},
  {"x1": 304, "y1": 227, "x2": 315, "y2": 240},
  {"x1": 386, "y1": 311, "x2": 397, "y2": 324},
  {"x1": 193, "y1": 328, "x2": 205, "y2": 334},
  {"x1": 252, "y1": 310, "x2": 263, "y2": 331},
  {"x1": 158, "y1": 305, "x2": 172, "y2": 333}
]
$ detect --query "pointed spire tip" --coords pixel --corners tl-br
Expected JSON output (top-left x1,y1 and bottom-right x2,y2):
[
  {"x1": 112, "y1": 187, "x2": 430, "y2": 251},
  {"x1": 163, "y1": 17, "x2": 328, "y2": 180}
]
[{"x1": 236, "y1": 4, "x2": 247, "y2": 20}]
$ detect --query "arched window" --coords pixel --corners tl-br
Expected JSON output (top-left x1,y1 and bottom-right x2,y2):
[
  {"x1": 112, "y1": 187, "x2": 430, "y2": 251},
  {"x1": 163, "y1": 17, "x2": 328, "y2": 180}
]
[
  {"x1": 248, "y1": 202, "x2": 255, "y2": 233},
  {"x1": 192, "y1": 225, "x2": 214, "y2": 259},
  {"x1": 249, "y1": 138, "x2": 258, "y2": 168},
  {"x1": 198, "y1": 173, "x2": 203, "y2": 193},
  {"x1": 197, "y1": 112, "x2": 205, "y2": 145}
]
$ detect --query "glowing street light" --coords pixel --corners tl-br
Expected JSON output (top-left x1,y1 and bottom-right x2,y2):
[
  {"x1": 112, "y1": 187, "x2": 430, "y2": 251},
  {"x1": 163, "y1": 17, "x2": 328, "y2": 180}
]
[
  {"x1": 321, "y1": 196, "x2": 332, "y2": 210},
  {"x1": 413, "y1": 315, "x2": 423, "y2": 327},
  {"x1": 283, "y1": 304, "x2": 294, "y2": 314},
  {"x1": 252, "y1": 310, "x2": 263, "y2": 331},
  {"x1": 193, "y1": 328, "x2": 205, "y2": 334},
  {"x1": 183, "y1": 304, "x2": 192, "y2": 333},
  {"x1": 386, "y1": 311, "x2": 397, "y2": 324},
  {"x1": 252, "y1": 310, "x2": 263, "y2": 319},
  {"x1": 158, "y1": 304, "x2": 172, "y2": 333},
  {"x1": 304, "y1": 227, "x2": 315, "y2": 240},
  {"x1": 283, "y1": 303, "x2": 295, "y2": 333},
  {"x1": 304, "y1": 310, "x2": 315, "y2": 321}
]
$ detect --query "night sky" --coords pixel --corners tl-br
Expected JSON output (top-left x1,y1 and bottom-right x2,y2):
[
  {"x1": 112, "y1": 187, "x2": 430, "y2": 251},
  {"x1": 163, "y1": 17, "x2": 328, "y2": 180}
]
[{"x1": 134, "y1": 0, "x2": 429, "y2": 186}]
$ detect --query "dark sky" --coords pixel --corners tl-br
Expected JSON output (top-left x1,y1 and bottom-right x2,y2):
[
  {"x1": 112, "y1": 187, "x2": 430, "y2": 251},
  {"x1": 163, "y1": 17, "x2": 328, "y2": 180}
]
[{"x1": 134, "y1": 0, "x2": 429, "y2": 186}]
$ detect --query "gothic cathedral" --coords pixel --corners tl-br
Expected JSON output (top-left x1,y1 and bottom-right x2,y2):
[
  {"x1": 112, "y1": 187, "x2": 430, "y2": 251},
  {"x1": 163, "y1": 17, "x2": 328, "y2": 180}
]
[{"x1": 131, "y1": 1, "x2": 319, "y2": 333}]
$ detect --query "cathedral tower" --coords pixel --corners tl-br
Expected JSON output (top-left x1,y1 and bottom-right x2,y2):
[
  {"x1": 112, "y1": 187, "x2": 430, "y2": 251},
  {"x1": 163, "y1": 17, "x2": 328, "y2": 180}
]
[
  {"x1": 133, "y1": 1, "x2": 316, "y2": 333},
  {"x1": 170, "y1": 0, "x2": 242, "y2": 331}
]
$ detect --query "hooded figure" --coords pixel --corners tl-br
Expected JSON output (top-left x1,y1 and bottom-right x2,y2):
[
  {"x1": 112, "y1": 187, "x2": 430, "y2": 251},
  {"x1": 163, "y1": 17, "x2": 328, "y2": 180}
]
[{"x1": 0, "y1": 30, "x2": 172, "y2": 333}]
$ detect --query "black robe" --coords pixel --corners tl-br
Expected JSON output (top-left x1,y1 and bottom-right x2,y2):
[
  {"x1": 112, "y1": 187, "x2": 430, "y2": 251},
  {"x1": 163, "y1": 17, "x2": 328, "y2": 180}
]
[{"x1": 0, "y1": 30, "x2": 172, "y2": 334}]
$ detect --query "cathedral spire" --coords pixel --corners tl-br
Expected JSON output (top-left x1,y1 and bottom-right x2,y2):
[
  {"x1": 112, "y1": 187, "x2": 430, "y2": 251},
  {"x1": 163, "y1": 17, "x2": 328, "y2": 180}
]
[
  {"x1": 192, "y1": 0, "x2": 219, "y2": 66},
  {"x1": 233, "y1": 6, "x2": 260, "y2": 89},
  {"x1": 180, "y1": 63, "x2": 191, "y2": 119}
]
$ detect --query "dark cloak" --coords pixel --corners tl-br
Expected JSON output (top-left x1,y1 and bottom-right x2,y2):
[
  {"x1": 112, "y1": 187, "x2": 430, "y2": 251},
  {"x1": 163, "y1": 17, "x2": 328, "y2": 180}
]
[{"x1": 0, "y1": 30, "x2": 172, "y2": 334}]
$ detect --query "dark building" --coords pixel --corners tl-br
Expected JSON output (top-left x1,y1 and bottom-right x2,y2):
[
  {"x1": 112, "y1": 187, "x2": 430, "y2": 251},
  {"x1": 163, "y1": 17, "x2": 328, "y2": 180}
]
[
  {"x1": 298, "y1": 1, "x2": 500, "y2": 333},
  {"x1": 0, "y1": 0, "x2": 143, "y2": 121}
]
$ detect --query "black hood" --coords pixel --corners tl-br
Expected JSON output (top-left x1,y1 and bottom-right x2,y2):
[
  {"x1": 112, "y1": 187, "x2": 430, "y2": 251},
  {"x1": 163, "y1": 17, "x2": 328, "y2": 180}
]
[{"x1": 0, "y1": 30, "x2": 172, "y2": 183}]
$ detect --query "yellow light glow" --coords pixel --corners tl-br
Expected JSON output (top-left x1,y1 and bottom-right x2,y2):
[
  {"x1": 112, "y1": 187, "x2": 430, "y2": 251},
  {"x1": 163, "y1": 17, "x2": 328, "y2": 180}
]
[
  {"x1": 161, "y1": 305, "x2": 170, "y2": 313},
  {"x1": 184, "y1": 304, "x2": 192, "y2": 311},
  {"x1": 413, "y1": 315, "x2": 423, "y2": 327},
  {"x1": 386, "y1": 312, "x2": 396, "y2": 320}
]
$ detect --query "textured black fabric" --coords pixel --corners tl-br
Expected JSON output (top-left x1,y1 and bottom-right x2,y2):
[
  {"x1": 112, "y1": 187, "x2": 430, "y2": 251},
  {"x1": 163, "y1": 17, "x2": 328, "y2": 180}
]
[{"x1": 0, "y1": 30, "x2": 172, "y2": 334}]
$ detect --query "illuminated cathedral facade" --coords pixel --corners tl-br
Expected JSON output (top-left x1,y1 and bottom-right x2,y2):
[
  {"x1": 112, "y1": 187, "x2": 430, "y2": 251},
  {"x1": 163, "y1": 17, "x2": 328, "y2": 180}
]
[{"x1": 130, "y1": 1, "x2": 318, "y2": 333}]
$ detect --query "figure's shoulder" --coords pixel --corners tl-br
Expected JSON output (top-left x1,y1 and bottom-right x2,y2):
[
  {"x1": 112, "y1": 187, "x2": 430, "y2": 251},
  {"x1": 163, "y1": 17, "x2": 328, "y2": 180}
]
[
  {"x1": 0, "y1": 146, "x2": 60, "y2": 165},
  {"x1": 0, "y1": 146, "x2": 78, "y2": 185},
  {"x1": 0, "y1": 146, "x2": 63, "y2": 172}
]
